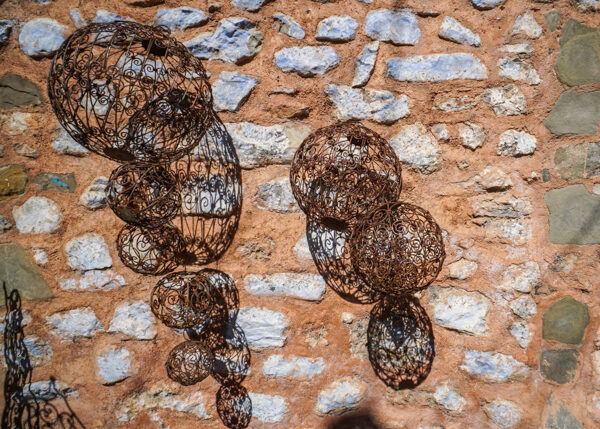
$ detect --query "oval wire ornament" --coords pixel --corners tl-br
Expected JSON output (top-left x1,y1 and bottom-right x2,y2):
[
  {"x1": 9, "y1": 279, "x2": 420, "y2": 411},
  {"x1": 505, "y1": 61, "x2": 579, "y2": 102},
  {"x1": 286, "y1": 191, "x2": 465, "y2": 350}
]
[{"x1": 165, "y1": 340, "x2": 213, "y2": 386}]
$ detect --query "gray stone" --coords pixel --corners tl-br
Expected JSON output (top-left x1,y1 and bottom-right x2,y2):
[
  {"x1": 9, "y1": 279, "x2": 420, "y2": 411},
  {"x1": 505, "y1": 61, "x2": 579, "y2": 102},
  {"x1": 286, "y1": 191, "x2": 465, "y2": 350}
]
[
  {"x1": 0, "y1": 164, "x2": 27, "y2": 201},
  {"x1": 185, "y1": 17, "x2": 263, "y2": 64},
  {"x1": 352, "y1": 42, "x2": 379, "y2": 87},
  {"x1": 0, "y1": 73, "x2": 43, "y2": 109},
  {"x1": 428, "y1": 286, "x2": 491, "y2": 335},
  {"x1": 545, "y1": 11, "x2": 560, "y2": 32},
  {"x1": 447, "y1": 259, "x2": 478, "y2": 280},
  {"x1": 0, "y1": 243, "x2": 52, "y2": 305},
  {"x1": 237, "y1": 237, "x2": 274, "y2": 261},
  {"x1": 273, "y1": 13, "x2": 305, "y2": 39},
  {"x1": 65, "y1": 233, "x2": 112, "y2": 271},
  {"x1": 154, "y1": 7, "x2": 208, "y2": 32},
  {"x1": 31, "y1": 247, "x2": 48, "y2": 265},
  {"x1": 341, "y1": 313, "x2": 369, "y2": 357},
  {"x1": 46, "y1": 307, "x2": 103, "y2": 339},
  {"x1": 433, "y1": 382, "x2": 466, "y2": 414},
  {"x1": 0, "y1": 20, "x2": 12, "y2": 47},
  {"x1": 556, "y1": 32, "x2": 600, "y2": 87},
  {"x1": 561, "y1": 20, "x2": 597, "y2": 47},
  {"x1": 542, "y1": 296, "x2": 589, "y2": 344},
  {"x1": 232, "y1": 0, "x2": 270, "y2": 11},
  {"x1": 52, "y1": 126, "x2": 90, "y2": 156},
  {"x1": 248, "y1": 393, "x2": 287, "y2": 423},
  {"x1": 461, "y1": 350, "x2": 529, "y2": 382},
  {"x1": 471, "y1": 0, "x2": 505, "y2": 9},
  {"x1": 554, "y1": 142, "x2": 600, "y2": 180},
  {"x1": 108, "y1": 301, "x2": 156, "y2": 340},
  {"x1": 13, "y1": 197, "x2": 62, "y2": 234},
  {"x1": 497, "y1": 57, "x2": 541, "y2": 85},
  {"x1": 236, "y1": 307, "x2": 289, "y2": 349},
  {"x1": 540, "y1": 349, "x2": 580, "y2": 384},
  {"x1": 315, "y1": 377, "x2": 367, "y2": 416},
  {"x1": 59, "y1": 270, "x2": 126, "y2": 292},
  {"x1": 545, "y1": 184, "x2": 600, "y2": 245},
  {"x1": 274, "y1": 46, "x2": 338, "y2": 76},
  {"x1": 387, "y1": 53, "x2": 487, "y2": 82},
  {"x1": 14, "y1": 142, "x2": 38, "y2": 159},
  {"x1": 484, "y1": 400, "x2": 522, "y2": 428},
  {"x1": 93, "y1": 10, "x2": 133, "y2": 23},
  {"x1": 544, "y1": 396, "x2": 583, "y2": 429},
  {"x1": 471, "y1": 194, "x2": 532, "y2": 219},
  {"x1": 33, "y1": 173, "x2": 76, "y2": 193},
  {"x1": 316, "y1": 16, "x2": 358, "y2": 42},
  {"x1": 390, "y1": 122, "x2": 441, "y2": 174},
  {"x1": 510, "y1": 321, "x2": 531, "y2": 348},
  {"x1": 365, "y1": 9, "x2": 420, "y2": 45},
  {"x1": 509, "y1": 296, "x2": 537, "y2": 319},
  {"x1": 212, "y1": 71, "x2": 258, "y2": 112},
  {"x1": 544, "y1": 91, "x2": 600, "y2": 135},
  {"x1": 263, "y1": 354, "x2": 325, "y2": 378},
  {"x1": 482, "y1": 85, "x2": 527, "y2": 116},
  {"x1": 79, "y1": 176, "x2": 108, "y2": 209},
  {"x1": 499, "y1": 262, "x2": 540, "y2": 293},
  {"x1": 254, "y1": 177, "x2": 300, "y2": 213},
  {"x1": 325, "y1": 84, "x2": 410, "y2": 124},
  {"x1": 97, "y1": 347, "x2": 132, "y2": 385},
  {"x1": 244, "y1": 273, "x2": 325, "y2": 301},
  {"x1": 431, "y1": 123, "x2": 449, "y2": 141},
  {"x1": 512, "y1": 11, "x2": 543, "y2": 38},
  {"x1": 439, "y1": 16, "x2": 481, "y2": 46},
  {"x1": 433, "y1": 93, "x2": 479, "y2": 111},
  {"x1": 19, "y1": 18, "x2": 67, "y2": 58},
  {"x1": 458, "y1": 122, "x2": 485, "y2": 150},
  {"x1": 1, "y1": 336, "x2": 52, "y2": 368},
  {"x1": 498, "y1": 130, "x2": 537, "y2": 156}
]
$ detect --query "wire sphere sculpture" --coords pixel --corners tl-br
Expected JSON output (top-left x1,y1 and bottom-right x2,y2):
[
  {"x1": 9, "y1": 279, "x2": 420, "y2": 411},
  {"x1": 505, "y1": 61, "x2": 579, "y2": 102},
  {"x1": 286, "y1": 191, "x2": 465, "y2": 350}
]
[
  {"x1": 107, "y1": 162, "x2": 180, "y2": 228},
  {"x1": 290, "y1": 122, "x2": 402, "y2": 231},
  {"x1": 216, "y1": 383, "x2": 252, "y2": 429},
  {"x1": 165, "y1": 340, "x2": 213, "y2": 386},
  {"x1": 306, "y1": 220, "x2": 381, "y2": 304},
  {"x1": 349, "y1": 202, "x2": 445, "y2": 295},
  {"x1": 201, "y1": 268, "x2": 240, "y2": 325},
  {"x1": 48, "y1": 22, "x2": 212, "y2": 162},
  {"x1": 367, "y1": 295, "x2": 435, "y2": 390},
  {"x1": 150, "y1": 271, "x2": 214, "y2": 329}
]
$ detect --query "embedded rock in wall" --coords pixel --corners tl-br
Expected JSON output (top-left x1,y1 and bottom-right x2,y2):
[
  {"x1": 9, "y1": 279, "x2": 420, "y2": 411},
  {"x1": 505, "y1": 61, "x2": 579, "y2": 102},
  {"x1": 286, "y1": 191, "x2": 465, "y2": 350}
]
[
  {"x1": 542, "y1": 296, "x2": 589, "y2": 345},
  {"x1": 540, "y1": 349, "x2": 580, "y2": 385},
  {"x1": 97, "y1": 347, "x2": 132, "y2": 385},
  {"x1": 108, "y1": 301, "x2": 156, "y2": 340},
  {"x1": 232, "y1": 0, "x2": 270, "y2": 12},
  {"x1": 512, "y1": 11, "x2": 543, "y2": 39},
  {"x1": 545, "y1": 185, "x2": 600, "y2": 245},
  {"x1": 498, "y1": 262, "x2": 540, "y2": 293},
  {"x1": 52, "y1": 126, "x2": 90, "y2": 156},
  {"x1": 390, "y1": 122, "x2": 441, "y2": 174},
  {"x1": 262, "y1": 355, "x2": 325, "y2": 378},
  {"x1": 314, "y1": 377, "x2": 367, "y2": 416},
  {"x1": 0, "y1": 164, "x2": 27, "y2": 201},
  {"x1": 254, "y1": 177, "x2": 300, "y2": 213},
  {"x1": 497, "y1": 58, "x2": 541, "y2": 85},
  {"x1": 243, "y1": 273, "x2": 325, "y2": 301},
  {"x1": 428, "y1": 286, "x2": 491, "y2": 335},
  {"x1": 554, "y1": 141, "x2": 600, "y2": 180},
  {"x1": 248, "y1": 393, "x2": 287, "y2": 423},
  {"x1": 236, "y1": 307, "x2": 289, "y2": 349},
  {"x1": 439, "y1": 16, "x2": 481, "y2": 46},
  {"x1": 483, "y1": 400, "x2": 522, "y2": 429},
  {"x1": 0, "y1": 242, "x2": 53, "y2": 304},
  {"x1": 0, "y1": 20, "x2": 13, "y2": 47},
  {"x1": 461, "y1": 350, "x2": 529, "y2": 382},
  {"x1": 64, "y1": 233, "x2": 112, "y2": 271},
  {"x1": 274, "y1": 46, "x2": 339, "y2": 76},
  {"x1": 471, "y1": 0, "x2": 505, "y2": 10},
  {"x1": 458, "y1": 122, "x2": 485, "y2": 150},
  {"x1": 79, "y1": 177, "x2": 108, "y2": 209},
  {"x1": 13, "y1": 197, "x2": 62, "y2": 234},
  {"x1": 19, "y1": 18, "x2": 67, "y2": 58},
  {"x1": 365, "y1": 9, "x2": 420, "y2": 45},
  {"x1": 498, "y1": 130, "x2": 537, "y2": 156},
  {"x1": 0, "y1": 336, "x2": 52, "y2": 368},
  {"x1": 154, "y1": 7, "x2": 208, "y2": 32},
  {"x1": 352, "y1": 41, "x2": 379, "y2": 87},
  {"x1": 273, "y1": 13, "x2": 305, "y2": 39},
  {"x1": 212, "y1": 71, "x2": 258, "y2": 112},
  {"x1": 341, "y1": 313, "x2": 369, "y2": 357},
  {"x1": 387, "y1": 53, "x2": 488, "y2": 82},
  {"x1": 544, "y1": 91, "x2": 600, "y2": 135},
  {"x1": 0, "y1": 73, "x2": 43, "y2": 109},
  {"x1": 46, "y1": 307, "x2": 103, "y2": 340},
  {"x1": 555, "y1": 31, "x2": 600, "y2": 86},
  {"x1": 447, "y1": 259, "x2": 478, "y2": 280},
  {"x1": 316, "y1": 16, "x2": 358, "y2": 42},
  {"x1": 482, "y1": 85, "x2": 527, "y2": 116},
  {"x1": 33, "y1": 173, "x2": 76, "y2": 193},
  {"x1": 510, "y1": 321, "x2": 531, "y2": 349}
]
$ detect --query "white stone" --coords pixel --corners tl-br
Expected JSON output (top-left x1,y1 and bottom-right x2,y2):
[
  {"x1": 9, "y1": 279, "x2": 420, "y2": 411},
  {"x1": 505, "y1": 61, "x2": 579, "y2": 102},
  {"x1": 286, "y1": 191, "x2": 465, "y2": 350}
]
[
  {"x1": 499, "y1": 262, "x2": 539, "y2": 293},
  {"x1": 498, "y1": 130, "x2": 537, "y2": 156},
  {"x1": 390, "y1": 122, "x2": 441, "y2": 174},
  {"x1": 497, "y1": 57, "x2": 541, "y2": 85},
  {"x1": 108, "y1": 301, "x2": 156, "y2": 340},
  {"x1": 31, "y1": 247, "x2": 48, "y2": 265},
  {"x1": 433, "y1": 382, "x2": 467, "y2": 414},
  {"x1": 154, "y1": 7, "x2": 208, "y2": 32},
  {"x1": 93, "y1": 10, "x2": 132, "y2": 23},
  {"x1": 274, "y1": 46, "x2": 338, "y2": 77},
  {"x1": 325, "y1": 84, "x2": 410, "y2": 125},
  {"x1": 439, "y1": 16, "x2": 481, "y2": 46},
  {"x1": 484, "y1": 400, "x2": 522, "y2": 428},
  {"x1": 0, "y1": 20, "x2": 13, "y2": 46},
  {"x1": 212, "y1": 71, "x2": 258, "y2": 112},
  {"x1": 460, "y1": 350, "x2": 529, "y2": 382},
  {"x1": 69, "y1": 8, "x2": 86, "y2": 28},
  {"x1": 65, "y1": 233, "x2": 112, "y2": 271},
  {"x1": 46, "y1": 307, "x2": 103, "y2": 339},
  {"x1": 232, "y1": 0, "x2": 269, "y2": 11},
  {"x1": 315, "y1": 376, "x2": 367, "y2": 415},
  {"x1": 273, "y1": 13, "x2": 305, "y2": 39},
  {"x1": 248, "y1": 393, "x2": 287, "y2": 423},
  {"x1": 484, "y1": 219, "x2": 531, "y2": 245},
  {"x1": 13, "y1": 197, "x2": 62, "y2": 234},
  {"x1": 22, "y1": 380, "x2": 77, "y2": 402},
  {"x1": 294, "y1": 234, "x2": 312, "y2": 262},
  {"x1": 458, "y1": 122, "x2": 485, "y2": 150},
  {"x1": 365, "y1": 9, "x2": 420, "y2": 45},
  {"x1": 263, "y1": 355, "x2": 325, "y2": 378},
  {"x1": 5, "y1": 112, "x2": 32, "y2": 135},
  {"x1": 431, "y1": 123, "x2": 450, "y2": 142},
  {"x1": 316, "y1": 16, "x2": 358, "y2": 42},
  {"x1": 482, "y1": 85, "x2": 527, "y2": 116},
  {"x1": 52, "y1": 126, "x2": 89, "y2": 156},
  {"x1": 59, "y1": 269, "x2": 126, "y2": 292},
  {"x1": 434, "y1": 93, "x2": 479, "y2": 112},
  {"x1": 79, "y1": 176, "x2": 108, "y2": 209},
  {"x1": 236, "y1": 307, "x2": 289, "y2": 349},
  {"x1": 97, "y1": 347, "x2": 132, "y2": 385},
  {"x1": 244, "y1": 273, "x2": 325, "y2": 301},
  {"x1": 498, "y1": 43, "x2": 533, "y2": 54},
  {"x1": 471, "y1": 0, "x2": 505, "y2": 9},
  {"x1": 447, "y1": 259, "x2": 478, "y2": 280},
  {"x1": 342, "y1": 313, "x2": 369, "y2": 357},
  {"x1": 512, "y1": 12, "x2": 542, "y2": 39},
  {"x1": 19, "y1": 18, "x2": 67, "y2": 58},
  {"x1": 471, "y1": 194, "x2": 532, "y2": 219},
  {"x1": 510, "y1": 320, "x2": 531, "y2": 348},
  {"x1": 387, "y1": 53, "x2": 488, "y2": 82},
  {"x1": 578, "y1": 0, "x2": 600, "y2": 11},
  {"x1": 472, "y1": 166, "x2": 513, "y2": 191},
  {"x1": 1, "y1": 336, "x2": 52, "y2": 368},
  {"x1": 352, "y1": 42, "x2": 379, "y2": 87},
  {"x1": 509, "y1": 296, "x2": 537, "y2": 319},
  {"x1": 254, "y1": 177, "x2": 300, "y2": 213},
  {"x1": 428, "y1": 286, "x2": 491, "y2": 335}
]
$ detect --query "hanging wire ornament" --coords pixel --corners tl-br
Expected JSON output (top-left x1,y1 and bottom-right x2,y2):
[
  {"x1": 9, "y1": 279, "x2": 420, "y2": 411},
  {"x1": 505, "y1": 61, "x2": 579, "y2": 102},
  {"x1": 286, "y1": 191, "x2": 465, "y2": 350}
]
[
  {"x1": 349, "y1": 202, "x2": 445, "y2": 295},
  {"x1": 290, "y1": 122, "x2": 402, "y2": 231},
  {"x1": 107, "y1": 162, "x2": 180, "y2": 228},
  {"x1": 165, "y1": 340, "x2": 213, "y2": 386},
  {"x1": 216, "y1": 383, "x2": 252, "y2": 429},
  {"x1": 48, "y1": 22, "x2": 212, "y2": 162},
  {"x1": 150, "y1": 271, "x2": 215, "y2": 329},
  {"x1": 201, "y1": 268, "x2": 240, "y2": 325},
  {"x1": 367, "y1": 295, "x2": 435, "y2": 390}
]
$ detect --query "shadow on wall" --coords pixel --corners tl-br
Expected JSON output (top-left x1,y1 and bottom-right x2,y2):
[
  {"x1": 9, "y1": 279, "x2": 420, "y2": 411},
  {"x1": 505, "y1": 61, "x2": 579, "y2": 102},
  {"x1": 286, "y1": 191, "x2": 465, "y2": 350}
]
[
  {"x1": 325, "y1": 410, "x2": 383, "y2": 429},
  {"x1": 2, "y1": 282, "x2": 86, "y2": 429}
]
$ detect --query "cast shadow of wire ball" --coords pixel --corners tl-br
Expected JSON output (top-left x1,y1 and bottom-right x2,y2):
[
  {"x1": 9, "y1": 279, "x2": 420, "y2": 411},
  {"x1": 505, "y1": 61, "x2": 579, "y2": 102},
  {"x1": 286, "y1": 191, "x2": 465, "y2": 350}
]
[
  {"x1": 216, "y1": 383, "x2": 252, "y2": 429},
  {"x1": 367, "y1": 295, "x2": 435, "y2": 390},
  {"x1": 48, "y1": 22, "x2": 213, "y2": 162},
  {"x1": 290, "y1": 122, "x2": 402, "y2": 231}
]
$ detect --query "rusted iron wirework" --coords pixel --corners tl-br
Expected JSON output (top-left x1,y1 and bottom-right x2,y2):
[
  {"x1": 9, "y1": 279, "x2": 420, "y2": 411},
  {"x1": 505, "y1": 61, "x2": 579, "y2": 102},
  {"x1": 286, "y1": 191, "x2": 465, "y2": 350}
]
[
  {"x1": 165, "y1": 340, "x2": 213, "y2": 386},
  {"x1": 349, "y1": 202, "x2": 445, "y2": 295},
  {"x1": 107, "y1": 162, "x2": 180, "y2": 229},
  {"x1": 290, "y1": 122, "x2": 402, "y2": 231},
  {"x1": 216, "y1": 383, "x2": 252, "y2": 429},
  {"x1": 48, "y1": 22, "x2": 212, "y2": 162},
  {"x1": 201, "y1": 268, "x2": 240, "y2": 325},
  {"x1": 367, "y1": 295, "x2": 435, "y2": 390}
]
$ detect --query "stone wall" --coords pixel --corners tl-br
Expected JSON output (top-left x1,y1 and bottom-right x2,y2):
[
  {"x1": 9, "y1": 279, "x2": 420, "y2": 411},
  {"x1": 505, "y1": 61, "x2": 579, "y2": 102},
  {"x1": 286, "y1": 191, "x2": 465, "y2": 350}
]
[{"x1": 0, "y1": 0, "x2": 599, "y2": 428}]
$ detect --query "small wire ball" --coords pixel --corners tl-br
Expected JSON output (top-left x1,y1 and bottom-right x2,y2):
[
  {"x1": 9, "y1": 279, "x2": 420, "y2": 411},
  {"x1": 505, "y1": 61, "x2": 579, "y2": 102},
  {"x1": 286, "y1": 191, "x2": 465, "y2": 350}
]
[
  {"x1": 150, "y1": 271, "x2": 214, "y2": 329},
  {"x1": 367, "y1": 295, "x2": 435, "y2": 390},
  {"x1": 165, "y1": 340, "x2": 213, "y2": 386},
  {"x1": 349, "y1": 202, "x2": 445, "y2": 295},
  {"x1": 107, "y1": 162, "x2": 180, "y2": 229},
  {"x1": 290, "y1": 122, "x2": 402, "y2": 231},
  {"x1": 216, "y1": 383, "x2": 252, "y2": 429},
  {"x1": 48, "y1": 22, "x2": 212, "y2": 162}
]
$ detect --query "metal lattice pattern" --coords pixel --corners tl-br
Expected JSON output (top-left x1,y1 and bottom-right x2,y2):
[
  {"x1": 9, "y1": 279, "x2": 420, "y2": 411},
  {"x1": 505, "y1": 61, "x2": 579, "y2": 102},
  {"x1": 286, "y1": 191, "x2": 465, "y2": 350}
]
[
  {"x1": 216, "y1": 383, "x2": 252, "y2": 429},
  {"x1": 165, "y1": 340, "x2": 213, "y2": 386}
]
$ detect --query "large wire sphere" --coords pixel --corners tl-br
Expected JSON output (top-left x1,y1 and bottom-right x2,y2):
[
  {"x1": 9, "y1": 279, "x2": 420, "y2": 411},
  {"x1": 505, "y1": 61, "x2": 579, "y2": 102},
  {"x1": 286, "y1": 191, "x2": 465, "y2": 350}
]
[
  {"x1": 150, "y1": 271, "x2": 214, "y2": 329},
  {"x1": 290, "y1": 122, "x2": 402, "y2": 231},
  {"x1": 216, "y1": 383, "x2": 252, "y2": 429},
  {"x1": 107, "y1": 162, "x2": 180, "y2": 229},
  {"x1": 47, "y1": 22, "x2": 212, "y2": 162},
  {"x1": 349, "y1": 202, "x2": 445, "y2": 295},
  {"x1": 165, "y1": 340, "x2": 213, "y2": 386},
  {"x1": 367, "y1": 295, "x2": 435, "y2": 390}
]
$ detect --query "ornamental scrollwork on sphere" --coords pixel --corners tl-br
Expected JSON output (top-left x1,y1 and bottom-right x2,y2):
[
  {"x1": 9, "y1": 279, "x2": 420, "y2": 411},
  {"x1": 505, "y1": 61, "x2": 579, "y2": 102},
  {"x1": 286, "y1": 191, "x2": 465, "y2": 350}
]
[
  {"x1": 165, "y1": 340, "x2": 213, "y2": 386},
  {"x1": 216, "y1": 383, "x2": 252, "y2": 429}
]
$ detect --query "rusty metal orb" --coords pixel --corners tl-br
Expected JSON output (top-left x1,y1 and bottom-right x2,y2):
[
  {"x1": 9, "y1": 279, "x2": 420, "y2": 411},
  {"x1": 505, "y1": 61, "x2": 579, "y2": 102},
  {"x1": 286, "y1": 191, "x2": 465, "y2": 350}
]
[
  {"x1": 165, "y1": 340, "x2": 213, "y2": 386},
  {"x1": 349, "y1": 202, "x2": 445, "y2": 295},
  {"x1": 290, "y1": 122, "x2": 402, "y2": 231},
  {"x1": 48, "y1": 22, "x2": 212, "y2": 162},
  {"x1": 150, "y1": 271, "x2": 214, "y2": 329},
  {"x1": 107, "y1": 162, "x2": 180, "y2": 229},
  {"x1": 216, "y1": 383, "x2": 252, "y2": 429},
  {"x1": 367, "y1": 295, "x2": 435, "y2": 390}
]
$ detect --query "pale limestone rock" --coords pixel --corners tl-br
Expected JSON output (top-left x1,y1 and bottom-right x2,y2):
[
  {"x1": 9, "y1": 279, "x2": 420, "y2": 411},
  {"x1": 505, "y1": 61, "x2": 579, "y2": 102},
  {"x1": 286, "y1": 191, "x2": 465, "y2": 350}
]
[
  {"x1": 315, "y1": 376, "x2": 367, "y2": 415},
  {"x1": 428, "y1": 286, "x2": 491, "y2": 335},
  {"x1": 46, "y1": 307, "x2": 103, "y2": 339},
  {"x1": 64, "y1": 233, "x2": 112, "y2": 271},
  {"x1": 509, "y1": 295, "x2": 537, "y2": 319},
  {"x1": 108, "y1": 301, "x2": 156, "y2": 340},
  {"x1": 390, "y1": 122, "x2": 441, "y2": 174},
  {"x1": 248, "y1": 393, "x2": 287, "y2": 422},
  {"x1": 97, "y1": 347, "x2": 132, "y2": 385},
  {"x1": 499, "y1": 262, "x2": 540, "y2": 293},
  {"x1": 262, "y1": 354, "x2": 325, "y2": 378},
  {"x1": 447, "y1": 259, "x2": 478, "y2": 280},
  {"x1": 236, "y1": 307, "x2": 289, "y2": 349},
  {"x1": 461, "y1": 350, "x2": 529, "y2": 382},
  {"x1": 13, "y1": 197, "x2": 62, "y2": 234},
  {"x1": 243, "y1": 273, "x2": 325, "y2": 301}
]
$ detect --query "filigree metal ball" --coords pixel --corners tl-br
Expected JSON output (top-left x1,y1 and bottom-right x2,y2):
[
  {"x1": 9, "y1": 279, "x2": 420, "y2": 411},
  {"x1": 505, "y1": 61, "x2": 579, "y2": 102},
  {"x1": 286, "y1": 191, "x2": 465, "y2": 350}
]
[
  {"x1": 150, "y1": 272, "x2": 214, "y2": 329},
  {"x1": 201, "y1": 323, "x2": 250, "y2": 386},
  {"x1": 48, "y1": 22, "x2": 212, "y2": 162},
  {"x1": 216, "y1": 383, "x2": 252, "y2": 429},
  {"x1": 165, "y1": 340, "x2": 213, "y2": 386},
  {"x1": 290, "y1": 122, "x2": 402, "y2": 231},
  {"x1": 349, "y1": 202, "x2": 445, "y2": 295},
  {"x1": 107, "y1": 162, "x2": 180, "y2": 229},
  {"x1": 367, "y1": 295, "x2": 435, "y2": 390}
]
